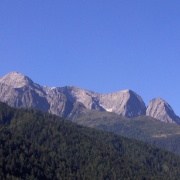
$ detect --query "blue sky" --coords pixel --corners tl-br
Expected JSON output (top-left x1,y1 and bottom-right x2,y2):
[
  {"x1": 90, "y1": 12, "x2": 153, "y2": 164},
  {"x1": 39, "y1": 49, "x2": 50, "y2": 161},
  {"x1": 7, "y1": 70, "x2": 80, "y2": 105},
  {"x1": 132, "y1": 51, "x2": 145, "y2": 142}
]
[{"x1": 0, "y1": 1, "x2": 180, "y2": 115}]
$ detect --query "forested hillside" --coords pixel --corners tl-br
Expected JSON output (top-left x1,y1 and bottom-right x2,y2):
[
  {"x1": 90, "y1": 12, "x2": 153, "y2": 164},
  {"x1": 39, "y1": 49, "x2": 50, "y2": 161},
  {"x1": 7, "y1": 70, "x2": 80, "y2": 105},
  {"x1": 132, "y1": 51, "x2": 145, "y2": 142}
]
[
  {"x1": 73, "y1": 110, "x2": 180, "y2": 155},
  {"x1": 0, "y1": 102, "x2": 180, "y2": 179}
]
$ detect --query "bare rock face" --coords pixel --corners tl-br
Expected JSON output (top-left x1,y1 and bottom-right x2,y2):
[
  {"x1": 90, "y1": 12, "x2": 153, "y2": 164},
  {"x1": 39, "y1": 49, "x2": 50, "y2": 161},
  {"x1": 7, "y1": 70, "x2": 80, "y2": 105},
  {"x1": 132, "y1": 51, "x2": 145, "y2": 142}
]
[
  {"x1": 98, "y1": 90, "x2": 146, "y2": 117},
  {"x1": 146, "y1": 98, "x2": 180, "y2": 124},
  {"x1": 0, "y1": 72, "x2": 50, "y2": 112},
  {"x1": 0, "y1": 73, "x2": 89, "y2": 119},
  {"x1": 3, "y1": 72, "x2": 180, "y2": 123},
  {"x1": 57, "y1": 86, "x2": 106, "y2": 111},
  {"x1": 0, "y1": 71, "x2": 33, "y2": 88},
  {"x1": 56, "y1": 86, "x2": 146, "y2": 117},
  {"x1": 43, "y1": 86, "x2": 69, "y2": 117}
]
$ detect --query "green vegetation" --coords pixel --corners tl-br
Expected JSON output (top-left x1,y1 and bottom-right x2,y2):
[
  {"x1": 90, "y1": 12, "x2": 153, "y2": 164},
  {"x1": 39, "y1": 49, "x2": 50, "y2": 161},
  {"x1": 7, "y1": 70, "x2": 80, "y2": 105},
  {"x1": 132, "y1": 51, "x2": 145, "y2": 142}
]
[
  {"x1": 0, "y1": 102, "x2": 180, "y2": 179},
  {"x1": 74, "y1": 110, "x2": 180, "y2": 155}
]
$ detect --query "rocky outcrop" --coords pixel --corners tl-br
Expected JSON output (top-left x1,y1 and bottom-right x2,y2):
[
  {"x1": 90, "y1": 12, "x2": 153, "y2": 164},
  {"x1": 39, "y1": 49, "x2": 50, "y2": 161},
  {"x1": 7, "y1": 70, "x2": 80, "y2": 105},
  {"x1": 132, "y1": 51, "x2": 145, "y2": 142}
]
[
  {"x1": 0, "y1": 72, "x2": 179, "y2": 124},
  {"x1": 0, "y1": 72, "x2": 50, "y2": 112},
  {"x1": 0, "y1": 72, "x2": 146, "y2": 119},
  {"x1": 56, "y1": 86, "x2": 146, "y2": 117},
  {"x1": 0, "y1": 71, "x2": 33, "y2": 88},
  {"x1": 98, "y1": 90, "x2": 146, "y2": 117},
  {"x1": 146, "y1": 98, "x2": 180, "y2": 124}
]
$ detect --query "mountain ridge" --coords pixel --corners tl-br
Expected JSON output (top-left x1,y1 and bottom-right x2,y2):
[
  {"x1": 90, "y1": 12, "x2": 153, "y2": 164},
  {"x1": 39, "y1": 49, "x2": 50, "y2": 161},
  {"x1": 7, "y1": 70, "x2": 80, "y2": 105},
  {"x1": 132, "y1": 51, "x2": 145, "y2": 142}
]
[
  {"x1": 0, "y1": 71, "x2": 179, "y2": 124},
  {"x1": 0, "y1": 71, "x2": 34, "y2": 88},
  {"x1": 146, "y1": 98, "x2": 180, "y2": 124}
]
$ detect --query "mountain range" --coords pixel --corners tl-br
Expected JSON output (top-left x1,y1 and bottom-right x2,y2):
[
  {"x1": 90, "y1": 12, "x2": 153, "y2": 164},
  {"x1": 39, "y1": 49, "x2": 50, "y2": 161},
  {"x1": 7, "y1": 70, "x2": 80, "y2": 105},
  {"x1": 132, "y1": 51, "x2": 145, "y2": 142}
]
[
  {"x1": 1, "y1": 71, "x2": 180, "y2": 156},
  {"x1": 0, "y1": 71, "x2": 179, "y2": 124}
]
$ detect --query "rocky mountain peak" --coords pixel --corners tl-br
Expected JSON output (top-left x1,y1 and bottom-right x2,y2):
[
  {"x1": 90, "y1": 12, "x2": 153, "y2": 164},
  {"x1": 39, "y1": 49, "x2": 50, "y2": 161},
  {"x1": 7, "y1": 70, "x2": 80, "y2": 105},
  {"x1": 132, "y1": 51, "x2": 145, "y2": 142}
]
[
  {"x1": 56, "y1": 87, "x2": 146, "y2": 117},
  {"x1": 146, "y1": 98, "x2": 180, "y2": 124},
  {"x1": 98, "y1": 89, "x2": 146, "y2": 117},
  {"x1": 0, "y1": 72, "x2": 179, "y2": 124},
  {"x1": 0, "y1": 72, "x2": 33, "y2": 88}
]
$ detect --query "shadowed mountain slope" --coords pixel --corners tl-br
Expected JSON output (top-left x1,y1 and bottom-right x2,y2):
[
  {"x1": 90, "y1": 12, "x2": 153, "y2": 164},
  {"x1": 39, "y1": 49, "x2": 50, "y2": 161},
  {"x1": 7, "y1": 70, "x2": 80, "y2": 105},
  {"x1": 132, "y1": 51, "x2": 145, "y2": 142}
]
[{"x1": 0, "y1": 102, "x2": 180, "y2": 179}]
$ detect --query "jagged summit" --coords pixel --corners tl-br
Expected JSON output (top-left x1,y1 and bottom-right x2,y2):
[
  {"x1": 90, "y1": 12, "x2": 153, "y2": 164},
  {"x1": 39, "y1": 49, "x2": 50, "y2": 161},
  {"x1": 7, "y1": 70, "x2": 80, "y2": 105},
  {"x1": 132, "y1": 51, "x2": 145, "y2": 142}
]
[
  {"x1": 99, "y1": 89, "x2": 146, "y2": 117},
  {"x1": 0, "y1": 72, "x2": 179, "y2": 124},
  {"x1": 146, "y1": 98, "x2": 180, "y2": 124},
  {"x1": 0, "y1": 71, "x2": 33, "y2": 88},
  {"x1": 56, "y1": 86, "x2": 146, "y2": 117}
]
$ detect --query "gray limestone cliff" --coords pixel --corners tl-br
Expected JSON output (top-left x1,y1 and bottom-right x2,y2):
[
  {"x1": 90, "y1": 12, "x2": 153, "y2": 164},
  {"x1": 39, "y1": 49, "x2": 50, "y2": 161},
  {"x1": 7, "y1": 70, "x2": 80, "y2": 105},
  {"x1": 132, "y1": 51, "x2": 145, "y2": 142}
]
[
  {"x1": 55, "y1": 86, "x2": 146, "y2": 117},
  {"x1": 146, "y1": 98, "x2": 180, "y2": 124},
  {"x1": 0, "y1": 72, "x2": 179, "y2": 125},
  {"x1": 0, "y1": 72, "x2": 50, "y2": 111},
  {"x1": 98, "y1": 89, "x2": 146, "y2": 117},
  {"x1": 0, "y1": 72, "x2": 146, "y2": 119}
]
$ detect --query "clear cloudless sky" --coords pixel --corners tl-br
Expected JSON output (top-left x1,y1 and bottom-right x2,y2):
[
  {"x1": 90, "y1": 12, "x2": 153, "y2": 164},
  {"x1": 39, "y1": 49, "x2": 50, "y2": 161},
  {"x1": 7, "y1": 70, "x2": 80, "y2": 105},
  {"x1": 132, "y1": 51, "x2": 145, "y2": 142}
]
[{"x1": 0, "y1": 1, "x2": 180, "y2": 115}]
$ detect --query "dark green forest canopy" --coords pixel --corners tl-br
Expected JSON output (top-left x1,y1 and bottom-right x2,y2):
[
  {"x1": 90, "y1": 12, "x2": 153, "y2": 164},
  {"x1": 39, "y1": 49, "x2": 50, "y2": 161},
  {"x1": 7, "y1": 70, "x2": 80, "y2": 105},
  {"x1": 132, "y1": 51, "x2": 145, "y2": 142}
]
[
  {"x1": 74, "y1": 110, "x2": 180, "y2": 156},
  {"x1": 0, "y1": 102, "x2": 180, "y2": 179}
]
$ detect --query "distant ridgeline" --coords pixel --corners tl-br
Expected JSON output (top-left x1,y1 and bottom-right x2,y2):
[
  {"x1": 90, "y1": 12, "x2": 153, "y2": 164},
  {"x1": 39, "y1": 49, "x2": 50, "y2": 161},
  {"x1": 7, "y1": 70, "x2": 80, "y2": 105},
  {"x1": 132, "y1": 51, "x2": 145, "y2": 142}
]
[
  {"x1": 0, "y1": 102, "x2": 180, "y2": 179},
  {"x1": 0, "y1": 72, "x2": 180, "y2": 124}
]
